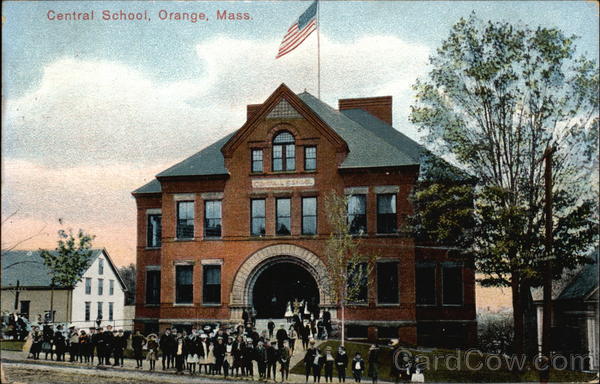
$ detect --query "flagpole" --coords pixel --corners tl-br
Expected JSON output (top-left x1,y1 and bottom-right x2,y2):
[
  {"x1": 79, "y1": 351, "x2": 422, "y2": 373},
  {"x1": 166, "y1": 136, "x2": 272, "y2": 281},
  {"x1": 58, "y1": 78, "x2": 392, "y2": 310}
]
[{"x1": 317, "y1": 0, "x2": 321, "y2": 99}]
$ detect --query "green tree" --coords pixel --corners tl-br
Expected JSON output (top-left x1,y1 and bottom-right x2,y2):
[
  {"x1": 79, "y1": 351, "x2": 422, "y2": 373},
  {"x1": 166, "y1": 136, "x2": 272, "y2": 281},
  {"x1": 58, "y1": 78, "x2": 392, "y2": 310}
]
[
  {"x1": 118, "y1": 263, "x2": 136, "y2": 305},
  {"x1": 40, "y1": 228, "x2": 95, "y2": 322},
  {"x1": 323, "y1": 191, "x2": 375, "y2": 346},
  {"x1": 410, "y1": 14, "x2": 598, "y2": 357}
]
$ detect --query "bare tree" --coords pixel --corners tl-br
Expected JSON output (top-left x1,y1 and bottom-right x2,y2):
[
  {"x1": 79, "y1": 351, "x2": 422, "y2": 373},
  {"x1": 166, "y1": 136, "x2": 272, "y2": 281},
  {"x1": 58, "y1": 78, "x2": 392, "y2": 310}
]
[{"x1": 323, "y1": 191, "x2": 375, "y2": 346}]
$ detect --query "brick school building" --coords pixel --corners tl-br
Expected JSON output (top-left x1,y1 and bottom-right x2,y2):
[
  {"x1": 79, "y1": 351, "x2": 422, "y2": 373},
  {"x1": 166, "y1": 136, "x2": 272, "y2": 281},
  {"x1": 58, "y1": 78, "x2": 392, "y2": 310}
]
[{"x1": 132, "y1": 84, "x2": 476, "y2": 347}]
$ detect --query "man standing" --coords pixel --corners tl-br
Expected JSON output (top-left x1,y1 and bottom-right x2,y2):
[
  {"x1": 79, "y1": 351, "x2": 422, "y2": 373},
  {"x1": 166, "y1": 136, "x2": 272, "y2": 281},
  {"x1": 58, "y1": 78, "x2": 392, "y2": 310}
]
[{"x1": 323, "y1": 310, "x2": 332, "y2": 339}]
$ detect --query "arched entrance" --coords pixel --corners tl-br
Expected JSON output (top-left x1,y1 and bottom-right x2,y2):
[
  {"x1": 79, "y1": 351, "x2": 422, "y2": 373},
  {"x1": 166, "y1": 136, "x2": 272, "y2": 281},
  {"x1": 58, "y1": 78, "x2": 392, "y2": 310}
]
[
  {"x1": 252, "y1": 262, "x2": 320, "y2": 318},
  {"x1": 229, "y1": 244, "x2": 336, "y2": 321}
]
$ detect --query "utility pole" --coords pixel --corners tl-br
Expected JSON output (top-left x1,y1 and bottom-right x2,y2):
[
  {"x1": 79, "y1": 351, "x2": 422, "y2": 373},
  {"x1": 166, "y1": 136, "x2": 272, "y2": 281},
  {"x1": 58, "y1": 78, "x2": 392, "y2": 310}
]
[
  {"x1": 13, "y1": 280, "x2": 20, "y2": 310},
  {"x1": 541, "y1": 145, "x2": 556, "y2": 383}
]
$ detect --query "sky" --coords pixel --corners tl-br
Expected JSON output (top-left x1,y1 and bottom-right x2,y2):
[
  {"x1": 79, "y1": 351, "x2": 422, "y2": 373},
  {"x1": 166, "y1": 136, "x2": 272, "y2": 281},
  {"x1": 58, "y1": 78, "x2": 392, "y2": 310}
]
[{"x1": 2, "y1": 0, "x2": 599, "y2": 268}]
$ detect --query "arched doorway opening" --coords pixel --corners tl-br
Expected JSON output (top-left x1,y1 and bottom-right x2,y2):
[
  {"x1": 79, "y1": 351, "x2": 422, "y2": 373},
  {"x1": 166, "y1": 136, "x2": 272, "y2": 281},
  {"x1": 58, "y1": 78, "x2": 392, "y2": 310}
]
[{"x1": 251, "y1": 261, "x2": 320, "y2": 319}]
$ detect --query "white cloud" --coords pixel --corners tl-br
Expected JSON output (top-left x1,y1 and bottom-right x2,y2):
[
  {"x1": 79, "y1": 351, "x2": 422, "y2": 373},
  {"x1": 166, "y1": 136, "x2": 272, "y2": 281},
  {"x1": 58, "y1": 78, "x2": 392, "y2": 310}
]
[
  {"x1": 2, "y1": 33, "x2": 431, "y2": 263},
  {"x1": 3, "y1": 33, "x2": 430, "y2": 168}
]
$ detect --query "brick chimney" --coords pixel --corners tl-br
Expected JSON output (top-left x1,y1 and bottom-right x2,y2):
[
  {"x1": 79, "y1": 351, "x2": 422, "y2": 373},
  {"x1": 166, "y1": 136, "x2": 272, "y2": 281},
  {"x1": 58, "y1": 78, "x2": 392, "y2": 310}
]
[
  {"x1": 338, "y1": 96, "x2": 393, "y2": 125},
  {"x1": 247, "y1": 104, "x2": 262, "y2": 120}
]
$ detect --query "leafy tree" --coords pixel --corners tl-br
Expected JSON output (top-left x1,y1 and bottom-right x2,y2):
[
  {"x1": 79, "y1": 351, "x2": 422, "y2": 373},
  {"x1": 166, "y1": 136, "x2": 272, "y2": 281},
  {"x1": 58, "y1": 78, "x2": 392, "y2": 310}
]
[
  {"x1": 323, "y1": 191, "x2": 375, "y2": 346},
  {"x1": 40, "y1": 228, "x2": 95, "y2": 322},
  {"x1": 410, "y1": 14, "x2": 598, "y2": 357},
  {"x1": 118, "y1": 263, "x2": 136, "y2": 305}
]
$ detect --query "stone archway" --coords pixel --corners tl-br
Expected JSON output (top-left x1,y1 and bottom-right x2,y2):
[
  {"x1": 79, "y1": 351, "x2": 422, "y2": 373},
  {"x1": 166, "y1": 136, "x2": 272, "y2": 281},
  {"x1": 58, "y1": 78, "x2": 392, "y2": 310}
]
[{"x1": 229, "y1": 244, "x2": 334, "y2": 319}]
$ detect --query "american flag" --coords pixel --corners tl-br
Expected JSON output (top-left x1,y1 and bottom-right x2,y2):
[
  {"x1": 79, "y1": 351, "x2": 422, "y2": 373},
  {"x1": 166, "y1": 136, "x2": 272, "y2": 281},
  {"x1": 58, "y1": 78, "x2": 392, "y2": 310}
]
[{"x1": 276, "y1": 1, "x2": 318, "y2": 59}]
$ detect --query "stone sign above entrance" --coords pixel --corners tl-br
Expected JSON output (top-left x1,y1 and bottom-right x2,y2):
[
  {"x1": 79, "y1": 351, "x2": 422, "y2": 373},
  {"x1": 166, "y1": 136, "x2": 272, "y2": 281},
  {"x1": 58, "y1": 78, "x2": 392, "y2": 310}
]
[{"x1": 251, "y1": 177, "x2": 315, "y2": 189}]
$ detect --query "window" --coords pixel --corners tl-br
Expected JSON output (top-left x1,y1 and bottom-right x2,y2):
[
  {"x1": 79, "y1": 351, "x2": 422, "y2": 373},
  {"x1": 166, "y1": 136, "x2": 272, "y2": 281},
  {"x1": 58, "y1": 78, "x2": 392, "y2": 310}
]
[
  {"x1": 348, "y1": 195, "x2": 367, "y2": 234},
  {"x1": 203, "y1": 265, "x2": 221, "y2": 304},
  {"x1": 146, "y1": 270, "x2": 161, "y2": 305},
  {"x1": 276, "y1": 198, "x2": 291, "y2": 235},
  {"x1": 272, "y1": 131, "x2": 295, "y2": 171},
  {"x1": 85, "y1": 302, "x2": 91, "y2": 321},
  {"x1": 176, "y1": 201, "x2": 194, "y2": 239},
  {"x1": 304, "y1": 146, "x2": 316, "y2": 171},
  {"x1": 302, "y1": 197, "x2": 317, "y2": 235},
  {"x1": 109, "y1": 280, "x2": 114, "y2": 295},
  {"x1": 98, "y1": 258, "x2": 104, "y2": 275},
  {"x1": 347, "y1": 262, "x2": 368, "y2": 304},
  {"x1": 98, "y1": 278, "x2": 104, "y2": 295},
  {"x1": 175, "y1": 265, "x2": 193, "y2": 304},
  {"x1": 85, "y1": 278, "x2": 92, "y2": 295},
  {"x1": 204, "y1": 200, "x2": 222, "y2": 238},
  {"x1": 377, "y1": 262, "x2": 399, "y2": 304},
  {"x1": 20, "y1": 301, "x2": 30, "y2": 320},
  {"x1": 416, "y1": 264, "x2": 436, "y2": 305},
  {"x1": 108, "y1": 302, "x2": 114, "y2": 321},
  {"x1": 97, "y1": 302, "x2": 103, "y2": 320},
  {"x1": 251, "y1": 199, "x2": 266, "y2": 236},
  {"x1": 147, "y1": 214, "x2": 162, "y2": 247},
  {"x1": 252, "y1": 149, "x2": 263, "y2": 173},
  {"x1": 442, "y1": 264, "x2": 463, "y2": 305},
  {"x1": 377, "y1": 194, "x2": 397, "y2": 234}
]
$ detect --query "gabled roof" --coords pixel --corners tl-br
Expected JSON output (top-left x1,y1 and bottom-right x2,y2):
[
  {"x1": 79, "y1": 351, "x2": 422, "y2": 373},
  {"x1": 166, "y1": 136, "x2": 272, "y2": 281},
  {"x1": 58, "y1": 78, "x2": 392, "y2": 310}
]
[
  {"x1": 1, "y1": 248, "x2": 127, "y2": 291},
  {"x1": 221, "y1": 83, "x2": 348, "y2": 157},
  {"x1": 132, "y1": 84, "x2": 465, "y2": 194},
  {"x1": 557, "y1": 250, "x2": 598, "y2": 301}
]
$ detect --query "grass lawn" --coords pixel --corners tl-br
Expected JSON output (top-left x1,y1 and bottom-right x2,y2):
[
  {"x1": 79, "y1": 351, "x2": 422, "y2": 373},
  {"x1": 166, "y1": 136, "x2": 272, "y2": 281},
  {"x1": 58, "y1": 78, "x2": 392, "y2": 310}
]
[
  {"x1": 291, "y1": 340, "x2": 597, "y2": 383},
  {"x1": 0, "y1": 340, "x2": 25, "y2": 351}
]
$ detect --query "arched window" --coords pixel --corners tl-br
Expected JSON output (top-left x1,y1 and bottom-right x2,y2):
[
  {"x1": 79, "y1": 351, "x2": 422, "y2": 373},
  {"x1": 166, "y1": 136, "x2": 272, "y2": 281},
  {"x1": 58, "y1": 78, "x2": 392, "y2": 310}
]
[{"x1": 272, "y1": 131, "x2": 295, "y2": 171}]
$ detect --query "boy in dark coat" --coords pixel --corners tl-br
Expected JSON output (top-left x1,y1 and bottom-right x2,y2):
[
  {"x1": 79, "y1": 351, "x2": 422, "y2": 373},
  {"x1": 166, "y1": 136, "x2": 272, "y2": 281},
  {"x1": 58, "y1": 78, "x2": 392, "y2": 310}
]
[
  {"x1": 112, "y1": 329, "x2": 126, "y2": 367},
  {"x1": 160, "y1": 328, "x2": 176, "y2": 370},
  {"x1": 351, "y1": 352, "x2": 365, "y2": 383},
  {"x1": 303, "y1": 340, "x2": 317, "y2": 382},
  {"x1": 255, "y1": 341, "x2": 268, "y2": 379},
  {"x1": 102, "y1": 326, "x2": 114, "y2": 365},
  {"x1": 335, "y1": 346, "x2": 349, "y2": 382},
  {"x1": 53, "y1": 326, "x2": 66, "y2": 361}
]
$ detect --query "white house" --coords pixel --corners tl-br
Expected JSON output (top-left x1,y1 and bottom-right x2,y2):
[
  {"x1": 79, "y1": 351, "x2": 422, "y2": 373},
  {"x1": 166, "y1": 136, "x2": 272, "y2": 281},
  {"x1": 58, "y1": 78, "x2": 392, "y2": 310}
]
[{"x1": 1, "y1": 248, "x2": 128, "y2": 329}]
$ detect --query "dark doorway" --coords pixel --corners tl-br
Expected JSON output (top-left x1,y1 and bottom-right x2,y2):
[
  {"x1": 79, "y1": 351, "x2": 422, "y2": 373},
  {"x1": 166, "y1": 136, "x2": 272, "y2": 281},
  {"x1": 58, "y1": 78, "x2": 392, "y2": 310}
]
[{"x1": 252, "y1": 262, "x2": 319, "y2": 319}]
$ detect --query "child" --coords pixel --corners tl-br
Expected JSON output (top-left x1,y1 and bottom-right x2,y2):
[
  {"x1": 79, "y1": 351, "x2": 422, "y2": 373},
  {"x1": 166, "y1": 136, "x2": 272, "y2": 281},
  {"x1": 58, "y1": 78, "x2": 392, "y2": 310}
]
[
  {"x1": 323, "y1": 346, "x2": 335, "y2": 383},
  {"x1": 335, "y1": 346, "x2": 349, "y2": 383},
  {"x1": 146, "y1": 334, "x2": 159, "y2": 371},
  {"x1": 131, "y1": 330, "x2": 146, "y2": 369},
  {"x1": 175, "y1": 336, "x2": 185, "y2": 374},
  {"x1": 352, "y1": 352, "x2": 365, "y2": 383}
]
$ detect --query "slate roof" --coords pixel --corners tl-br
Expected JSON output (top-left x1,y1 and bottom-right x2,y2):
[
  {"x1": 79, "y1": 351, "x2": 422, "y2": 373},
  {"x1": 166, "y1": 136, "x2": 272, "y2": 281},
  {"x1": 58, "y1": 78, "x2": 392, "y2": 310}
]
[
  {"x1": 133, "y1": 90, "x2": 458, "y2": 194},
  {"x1": 298, "y1": 92, "x2": 419, "y2": 168},
  {"x1": 156, "y1": 132, "x2": 235, "y2": 178},
  {"x1": 557, "y1": 250, "x2": 598, "y2": 301},
  {"x1": 132, "y1": 178, "x2": 162, "y2": 195},
  {"x1": 1, "y1": 249, "x2": 126, "y2": 290}
]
